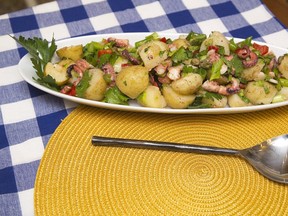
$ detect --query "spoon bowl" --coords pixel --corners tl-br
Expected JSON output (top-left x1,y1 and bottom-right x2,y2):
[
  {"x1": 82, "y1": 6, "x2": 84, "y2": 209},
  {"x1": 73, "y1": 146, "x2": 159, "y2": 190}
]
[
  {"x1": 239, "y1": 135, "x2": 288, "y2": 184},
  {"x1": 92, "y1": 134, "x2": 288, "y2": 184}
]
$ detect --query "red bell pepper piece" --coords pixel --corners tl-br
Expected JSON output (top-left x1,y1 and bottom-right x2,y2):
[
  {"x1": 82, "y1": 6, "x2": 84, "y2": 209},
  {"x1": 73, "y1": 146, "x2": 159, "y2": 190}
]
[
  {"x1": 252, "y1": 43, "x2": 269, "y2": 55},
  {"x1": 160, "y1": 37, "x2": 167, "y2": 43},
  {"x1": 208, "y1": 45, "x2": 219, "y2": 53},
  {"x1": 68, "y1": 85, "x2": 76, "y2": 96},
  {"x1": 98, "y1": 49, "x2": 113, "y2": 57}
]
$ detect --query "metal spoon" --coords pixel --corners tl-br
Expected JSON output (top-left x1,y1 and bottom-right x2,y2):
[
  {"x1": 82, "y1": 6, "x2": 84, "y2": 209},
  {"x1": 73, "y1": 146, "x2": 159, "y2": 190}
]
[{"x1": 92, "y1": 134, "x2": 288, "y2": 184}]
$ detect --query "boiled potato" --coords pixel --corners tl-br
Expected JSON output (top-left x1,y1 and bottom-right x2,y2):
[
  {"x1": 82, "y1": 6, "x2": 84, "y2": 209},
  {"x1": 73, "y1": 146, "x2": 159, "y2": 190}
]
[
  {"x1": 84, "y1": 68, "x2": 107, "y2": 101},
  {"x1": 44, "y1": 62, "x2": 69, "y2": 86},
  {"x1": 200, "y1": 31, "x2": 230, "y2": 55},
  {"x1": 244, "y1": 81, "x2": 278, "y2": 105},
  {"x1": 171, "y1": 73, "x2": 203, "y2": 95},
  {"x1": 272, "y1": 87, "x2": 288, "y2": 103},
  {"x1": 56, "y1": 45, "x2": 83, "y2": 61},
  {"x1": 202, "y1": 95, "x2": 228, "y2": 108},
  {"x1": 57, "y1": 59, "x2": 75, "y2": 68},
  {"x1": 228, "y1": 94, "x2": 251, "y2": 107},
  {"x1": 138, "y1": 40, "x2": 168, "y2": 70},
  {"x1": 58, "y1": 59, "x2": 75, "y2": 84},
  {"x1": 137, "y1": 86, "x2": 167, "y2": 108},
  {"x1": 278, "y1": 55, "x2": 288, "y2": 79},
  {"x1": 277, "y1": 87, "x2": 288, "y2": 100},
  {"x1": 116, "y1": 65, "x2": 149, "y2": 99},
  {"x1": 172, "y1": 38, "x2": 190, "y2": 49},
  {"x1": 241, "y1": 60, "x2": 265, "y2": 81},
  {"x1": 162, "y1": 84, "x2": 196, "y2": 109}
]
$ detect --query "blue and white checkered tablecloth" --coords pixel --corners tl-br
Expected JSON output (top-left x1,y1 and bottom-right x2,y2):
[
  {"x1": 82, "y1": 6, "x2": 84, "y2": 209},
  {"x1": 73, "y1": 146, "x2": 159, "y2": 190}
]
[{"x1": 0, "y1": 0, "x2": 287, "y2": 215}]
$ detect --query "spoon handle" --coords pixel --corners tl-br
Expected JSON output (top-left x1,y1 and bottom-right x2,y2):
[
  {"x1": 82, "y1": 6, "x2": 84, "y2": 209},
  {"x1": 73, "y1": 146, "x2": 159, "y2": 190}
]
[{"x1": 92, "y1": 136, "x2": 239, "y2": 156}]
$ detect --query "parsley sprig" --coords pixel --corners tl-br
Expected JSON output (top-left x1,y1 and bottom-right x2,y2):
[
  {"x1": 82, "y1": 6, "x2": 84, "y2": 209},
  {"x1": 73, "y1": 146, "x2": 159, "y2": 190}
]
[{"x1": 11, "y1": 35, "x2": 58, "y2": 87}]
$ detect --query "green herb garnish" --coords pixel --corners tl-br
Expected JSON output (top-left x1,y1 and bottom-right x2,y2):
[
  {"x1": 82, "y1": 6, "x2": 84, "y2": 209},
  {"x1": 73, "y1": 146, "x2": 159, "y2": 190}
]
[
  {"x1": 135, "y1": 32, "x2": 159, "y2": 48},
  {"x1": 76, "y1": 71, "x2": 91, "y2": 97},
  {"x1": 222, "y1": 54, "x2": 243, "y2": 77},
  {"x1": 205, "y1": 92, "x2": 223, "y2": 100},
  {"x1": 186, "y1": 32, "x2": 207, "y2": 46},
  {"x1": 171, "y1": 47, "x2": 191, "y2": 63},
  {"x1": 210, "y1": 58, "x2": 223, "y2": 80},
  {"x1": 188, "y1": 96, "x2": 210, "y2": 109},
  {"x1": 11, "y1": 35, "x2": 57, "y2": 86},
  {"x1": 103, "y1": 86, "x2": 130, "y2": 105}
]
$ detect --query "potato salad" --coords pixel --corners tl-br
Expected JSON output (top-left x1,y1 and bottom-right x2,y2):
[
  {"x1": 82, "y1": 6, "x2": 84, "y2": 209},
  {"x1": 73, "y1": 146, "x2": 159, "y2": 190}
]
[{"x1": 14, "y1": 32, "x2": 288, "y2": 109}]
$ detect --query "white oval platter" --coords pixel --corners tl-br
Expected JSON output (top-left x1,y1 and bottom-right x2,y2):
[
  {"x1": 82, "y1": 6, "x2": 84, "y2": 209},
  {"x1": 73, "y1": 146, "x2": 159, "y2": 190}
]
[{"x1": 18, "y1": 33, "x2": 288, "y2": 114}]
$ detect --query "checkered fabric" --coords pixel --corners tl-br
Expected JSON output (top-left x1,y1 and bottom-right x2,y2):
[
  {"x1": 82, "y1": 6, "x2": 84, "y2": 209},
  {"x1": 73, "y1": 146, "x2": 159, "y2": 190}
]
[{"x1": 0, "y1": 0, "x2": 287, "y2": 215}]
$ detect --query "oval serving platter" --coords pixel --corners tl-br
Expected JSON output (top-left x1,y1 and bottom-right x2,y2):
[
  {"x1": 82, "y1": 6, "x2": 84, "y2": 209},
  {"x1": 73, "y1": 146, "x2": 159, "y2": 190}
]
[{"x1": 18, "y1": 33, "x2": 288, "y2": 114}]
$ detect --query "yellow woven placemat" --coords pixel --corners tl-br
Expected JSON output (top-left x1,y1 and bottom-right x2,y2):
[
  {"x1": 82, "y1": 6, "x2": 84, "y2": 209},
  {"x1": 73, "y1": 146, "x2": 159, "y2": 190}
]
[{"x1": 34, "y1": 105, "x2": 288, "y2": 215}]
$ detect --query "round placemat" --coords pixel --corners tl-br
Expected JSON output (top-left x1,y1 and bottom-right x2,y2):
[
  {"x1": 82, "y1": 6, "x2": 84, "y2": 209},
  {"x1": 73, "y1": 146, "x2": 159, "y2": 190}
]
[{"x1": 34, "y1": 105, "x2": 288, "y2": 215}]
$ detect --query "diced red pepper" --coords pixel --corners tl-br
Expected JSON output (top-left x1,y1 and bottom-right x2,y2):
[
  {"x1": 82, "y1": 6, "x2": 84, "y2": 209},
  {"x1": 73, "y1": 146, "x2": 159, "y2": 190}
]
[
  {"x1": 68, "y1": 85, "x2": 76, "y2": 96},
  {"x1": 252, "y1": 43, "x2": 269, "y2": 55},
  {"x1": 121, "y1": 63, "x2": 130, "y2": 68},
  {"x1": 208, "y1": 45, "x2": 219, "y2": 53},
  {"x1": 98, "y1": 49, "x2": 113, "y2": 57},
  {"x1": 160, "y1": 37, "x2": 167, "y2": 43}
]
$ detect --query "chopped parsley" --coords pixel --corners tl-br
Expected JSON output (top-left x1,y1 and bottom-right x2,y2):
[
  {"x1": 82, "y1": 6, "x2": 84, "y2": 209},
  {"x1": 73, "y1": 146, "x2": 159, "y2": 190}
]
[
  {"x1": 205, "y1": 92, "x2": 223, "y2": 100},
  {"x1": 210, "y1": 58, "x2": 224, "y2": 80},
  {"x1": 76, "y1": 71, "x2": 91, "y2": 98},
  {"x1": 103, "y1": 86, "x2": 130, "y2": 105},
  {"x1": 171, "y1": 47, "x2": 190, "y2": 63}
]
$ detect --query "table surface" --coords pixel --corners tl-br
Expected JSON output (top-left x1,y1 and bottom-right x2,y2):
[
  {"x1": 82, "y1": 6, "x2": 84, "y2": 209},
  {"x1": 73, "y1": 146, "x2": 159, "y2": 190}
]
[{"x1": 0, "y1": 0, "x2": 287, "y2": 215}]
